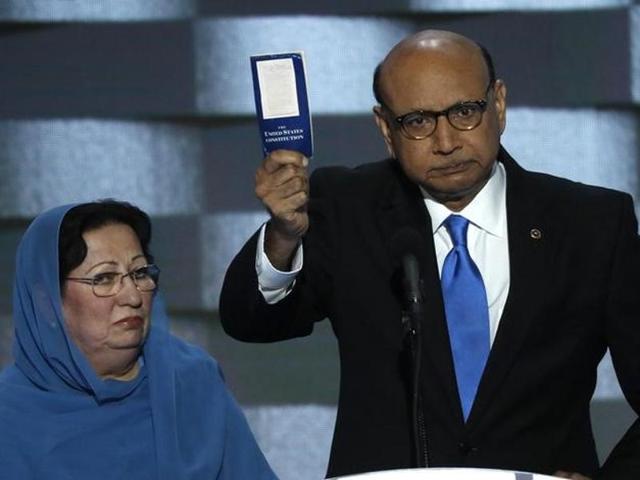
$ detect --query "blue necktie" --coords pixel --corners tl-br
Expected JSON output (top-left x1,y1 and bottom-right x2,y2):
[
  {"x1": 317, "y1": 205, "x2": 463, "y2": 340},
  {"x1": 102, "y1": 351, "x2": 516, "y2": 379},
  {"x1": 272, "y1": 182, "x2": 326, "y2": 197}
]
[{"x1": 441, "y1": 215, "x2": 490, "y2": 421}]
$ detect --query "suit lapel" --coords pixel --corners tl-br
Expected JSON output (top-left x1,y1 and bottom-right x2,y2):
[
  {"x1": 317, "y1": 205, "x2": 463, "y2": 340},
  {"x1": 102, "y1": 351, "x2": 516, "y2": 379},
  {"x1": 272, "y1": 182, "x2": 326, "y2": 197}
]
[
  {"x1": 375, "y1": 161, "x2": 461, "y2": 413},
  {"x1": 469, "y1": 150, "x2": 557, "y2": 425}
]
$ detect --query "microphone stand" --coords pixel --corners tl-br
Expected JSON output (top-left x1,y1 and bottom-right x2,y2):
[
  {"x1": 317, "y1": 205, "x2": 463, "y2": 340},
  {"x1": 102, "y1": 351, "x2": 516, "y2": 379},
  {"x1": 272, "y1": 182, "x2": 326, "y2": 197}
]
[{"x1": 401, "y1": 260, "x2": 429, "y2": 469}]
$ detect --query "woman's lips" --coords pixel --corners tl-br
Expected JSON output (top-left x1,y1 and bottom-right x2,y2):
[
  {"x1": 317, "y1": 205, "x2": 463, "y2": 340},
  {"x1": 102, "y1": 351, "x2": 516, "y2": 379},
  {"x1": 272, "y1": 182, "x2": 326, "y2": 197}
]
[{"x1": 115, "y1": 316, "x2": 144, "y2": 328}]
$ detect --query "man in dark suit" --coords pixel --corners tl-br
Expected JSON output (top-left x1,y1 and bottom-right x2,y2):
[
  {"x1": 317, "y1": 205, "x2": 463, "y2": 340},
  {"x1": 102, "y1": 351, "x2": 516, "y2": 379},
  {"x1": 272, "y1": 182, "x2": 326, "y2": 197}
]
[{"x1": 220, "y1": 30, "x2": 640, "y2": 479}]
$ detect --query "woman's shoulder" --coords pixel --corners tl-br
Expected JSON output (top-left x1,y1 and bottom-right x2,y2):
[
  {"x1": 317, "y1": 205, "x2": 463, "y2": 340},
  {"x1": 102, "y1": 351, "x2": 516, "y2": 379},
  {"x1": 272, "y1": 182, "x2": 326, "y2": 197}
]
[{"x1": 150, "y1": 328, "x2": 223, "y2": 381}]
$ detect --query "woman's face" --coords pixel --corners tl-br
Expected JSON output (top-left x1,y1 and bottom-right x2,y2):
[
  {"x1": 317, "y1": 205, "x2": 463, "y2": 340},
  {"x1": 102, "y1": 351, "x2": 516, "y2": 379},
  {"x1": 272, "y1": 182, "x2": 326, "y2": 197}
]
[{"x1": 62, "y1": 223, "x2": 152, "y2": 379}]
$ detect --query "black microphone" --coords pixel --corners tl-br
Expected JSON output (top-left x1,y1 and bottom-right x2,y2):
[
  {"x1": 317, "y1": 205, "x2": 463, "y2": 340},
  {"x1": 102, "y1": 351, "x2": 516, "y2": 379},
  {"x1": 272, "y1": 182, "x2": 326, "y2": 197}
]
[
  {"x1": 402, "y1": 253, "x2": 423, "y2": 323},
  {"x1": 391, "y1": 228, "x2": 426, "y2": 333},
  {"x1": 391, "y1": 228, "x2": 429, "y2": 468}
]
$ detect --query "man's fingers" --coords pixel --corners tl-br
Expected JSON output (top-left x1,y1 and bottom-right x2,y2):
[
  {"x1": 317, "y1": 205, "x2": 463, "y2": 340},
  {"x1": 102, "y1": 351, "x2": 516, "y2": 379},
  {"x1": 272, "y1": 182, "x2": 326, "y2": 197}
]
[
  {"x1": 262, "y1": 150, "x2": 309, "y2": 174},
  {"x1": 256, "y1": 164, "x2": 308, "y2": 202},
  {"x1": 276, "y1": 175, "x2": 308, "y2": 198},
  {"x1": 264, "y1": 191, "x2": 308, "y2": 218},
  {"x1": 267, "y1": 164, "x2": 308, "y2": 189},
  {"x1": 255, "y1": 150, "x2": 310, "y2": 240}
]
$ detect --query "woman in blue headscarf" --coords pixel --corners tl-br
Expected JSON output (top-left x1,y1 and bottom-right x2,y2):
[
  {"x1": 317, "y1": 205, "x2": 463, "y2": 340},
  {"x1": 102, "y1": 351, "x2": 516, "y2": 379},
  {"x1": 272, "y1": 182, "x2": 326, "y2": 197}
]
[{"x1": 0, "y1": 201, "x2": 278, "y2": 480}]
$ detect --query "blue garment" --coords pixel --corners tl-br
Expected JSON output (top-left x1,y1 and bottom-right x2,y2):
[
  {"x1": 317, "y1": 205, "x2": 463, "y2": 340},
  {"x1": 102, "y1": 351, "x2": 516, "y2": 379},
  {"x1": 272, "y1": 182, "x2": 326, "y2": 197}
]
[{"x1": 0, "y1": 204, "x2": 277, "y2": 480}]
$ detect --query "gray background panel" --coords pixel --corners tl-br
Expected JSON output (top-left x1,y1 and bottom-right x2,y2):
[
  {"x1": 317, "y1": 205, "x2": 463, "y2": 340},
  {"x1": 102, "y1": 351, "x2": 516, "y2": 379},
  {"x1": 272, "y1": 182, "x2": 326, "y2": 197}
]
[
  {"x1": 409, "y1": 0, "x2": 632, "y2": 11},
  {"x1": 0, "y1": 23, "x2": 195, "y2": 117},
  {"x1": 0, "y1": 120, "x2": 204, "y2": 216},
  {"x1": 0, "y1": 0, "x2": 197, "y2": 21},
  {"x1": 194, "y1": 17, "x2": 411, "y2": 114},
  {"x1": 632, "y1": 7, "x2": 640, "y2": 102}
]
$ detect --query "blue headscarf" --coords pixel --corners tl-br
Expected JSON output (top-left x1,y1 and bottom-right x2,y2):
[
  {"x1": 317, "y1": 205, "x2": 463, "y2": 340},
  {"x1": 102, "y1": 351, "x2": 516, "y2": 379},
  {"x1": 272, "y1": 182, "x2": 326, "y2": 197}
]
[{"x1": 0, "y1": 204, "x2": 277, "y2": 480}]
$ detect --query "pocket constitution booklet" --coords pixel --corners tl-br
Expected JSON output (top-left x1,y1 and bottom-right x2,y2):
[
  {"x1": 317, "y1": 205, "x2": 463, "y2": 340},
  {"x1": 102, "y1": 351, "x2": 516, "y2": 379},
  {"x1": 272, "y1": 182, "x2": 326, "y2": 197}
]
[{"x1": 250, "y1": 52, "x2": 313, "y2": 158}]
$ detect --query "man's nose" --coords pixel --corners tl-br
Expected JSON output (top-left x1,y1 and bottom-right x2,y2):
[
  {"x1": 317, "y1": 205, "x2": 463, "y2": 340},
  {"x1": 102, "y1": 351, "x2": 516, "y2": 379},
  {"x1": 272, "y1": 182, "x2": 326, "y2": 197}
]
[{"x1": 431, "y1": 115, "x2": 461, "y2": 155}]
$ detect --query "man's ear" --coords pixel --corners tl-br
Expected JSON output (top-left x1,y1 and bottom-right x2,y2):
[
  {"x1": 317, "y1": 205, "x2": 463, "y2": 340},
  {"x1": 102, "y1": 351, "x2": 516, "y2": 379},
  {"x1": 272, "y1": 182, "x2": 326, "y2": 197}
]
[
  {"x1": 493, "y1": 79, "x2": 507, "y2": 134},
  {"x1": 373, "y1": 106, "x2": 396, "y2": 158}
]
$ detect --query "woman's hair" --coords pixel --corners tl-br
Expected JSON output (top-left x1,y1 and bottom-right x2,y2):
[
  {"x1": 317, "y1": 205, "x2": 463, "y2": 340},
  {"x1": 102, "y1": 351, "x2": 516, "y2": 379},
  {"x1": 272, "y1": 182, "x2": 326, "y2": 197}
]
[{"x1": 58, "y1": 200, "x2": 153, "y2": 284}]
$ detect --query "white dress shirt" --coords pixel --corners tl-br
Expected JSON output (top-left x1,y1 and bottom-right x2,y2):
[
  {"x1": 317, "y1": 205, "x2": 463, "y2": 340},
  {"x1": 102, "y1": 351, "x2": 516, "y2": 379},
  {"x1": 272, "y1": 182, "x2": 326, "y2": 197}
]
[
  {"x1": 424, "y1": 162, "x2": 509, "y2": 344},
  {"x1": 256, "y1": 162, "x2": 510, "y2": 345}
]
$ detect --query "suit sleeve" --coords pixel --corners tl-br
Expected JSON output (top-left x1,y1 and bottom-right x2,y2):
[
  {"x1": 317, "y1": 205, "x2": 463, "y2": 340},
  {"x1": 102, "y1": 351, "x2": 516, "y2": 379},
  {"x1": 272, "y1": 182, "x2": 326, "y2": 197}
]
[
  {"x1": 597, "y1": 194, "x2": 640, "y2": 479},
  {"x1": 218, "y1": 168, "x2": 335, "y2": 343}
]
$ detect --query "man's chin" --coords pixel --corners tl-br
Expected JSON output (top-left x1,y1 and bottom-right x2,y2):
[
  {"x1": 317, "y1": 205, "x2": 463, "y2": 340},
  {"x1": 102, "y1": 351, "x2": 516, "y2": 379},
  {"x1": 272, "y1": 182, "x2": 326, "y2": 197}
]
[
  {"x1": 425, "y1": 168, "x2": 492, "y2": 200},
  {"x1": 422, "y1": 181, "x2": 476, "y2": 200}
]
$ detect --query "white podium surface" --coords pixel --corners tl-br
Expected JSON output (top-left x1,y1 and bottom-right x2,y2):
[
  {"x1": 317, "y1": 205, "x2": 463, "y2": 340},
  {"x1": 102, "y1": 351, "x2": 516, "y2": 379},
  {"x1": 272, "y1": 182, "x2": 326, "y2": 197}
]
[{"x1": 331, "y1": 467, "x2": 559, "y2": 479}]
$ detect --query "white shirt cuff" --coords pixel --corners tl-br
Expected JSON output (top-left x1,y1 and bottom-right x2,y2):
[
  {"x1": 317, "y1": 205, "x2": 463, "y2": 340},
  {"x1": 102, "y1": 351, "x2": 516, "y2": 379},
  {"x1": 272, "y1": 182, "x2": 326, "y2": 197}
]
[{"x1": 255, "y1": 223, "x2": 303, "y2": 304}]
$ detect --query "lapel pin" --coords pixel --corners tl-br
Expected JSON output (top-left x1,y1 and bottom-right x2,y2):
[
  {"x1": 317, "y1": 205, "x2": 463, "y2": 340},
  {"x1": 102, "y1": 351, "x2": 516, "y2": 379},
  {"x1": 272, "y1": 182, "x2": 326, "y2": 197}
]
[{"x1": 529, "y1": 228, "x2": 542, "y2": 240}]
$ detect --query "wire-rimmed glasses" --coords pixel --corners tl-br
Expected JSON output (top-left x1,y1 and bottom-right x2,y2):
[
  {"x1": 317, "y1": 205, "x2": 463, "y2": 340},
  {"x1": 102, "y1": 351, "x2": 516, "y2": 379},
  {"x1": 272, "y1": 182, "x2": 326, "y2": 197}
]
[{"x1": 66, "y1": 264, "x2": 160, "y2": 297}]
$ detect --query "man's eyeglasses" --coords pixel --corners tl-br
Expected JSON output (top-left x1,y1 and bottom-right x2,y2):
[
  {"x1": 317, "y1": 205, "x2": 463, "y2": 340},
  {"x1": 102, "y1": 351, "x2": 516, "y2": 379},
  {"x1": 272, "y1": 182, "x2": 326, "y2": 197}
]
[
  {"x1": 386, "y1": 82, "x2": 494, "y2": 140},
  {"x1": 66, "y1": 264, "x2": 160, "y2": 298}
]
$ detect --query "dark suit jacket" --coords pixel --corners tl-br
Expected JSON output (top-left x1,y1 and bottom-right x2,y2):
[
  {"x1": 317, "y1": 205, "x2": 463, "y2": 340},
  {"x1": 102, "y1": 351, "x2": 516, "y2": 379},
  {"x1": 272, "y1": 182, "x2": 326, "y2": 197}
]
[{"x1": 220, "y1": 148, "x2": 640, "y2": 479}]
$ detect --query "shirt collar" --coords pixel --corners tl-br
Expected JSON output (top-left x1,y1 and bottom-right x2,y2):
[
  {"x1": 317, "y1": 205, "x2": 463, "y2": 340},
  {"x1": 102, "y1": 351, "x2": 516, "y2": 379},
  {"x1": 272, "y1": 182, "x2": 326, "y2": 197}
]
[{"x1": 422, "y1": 161, "x2": 507, "y2": 238}]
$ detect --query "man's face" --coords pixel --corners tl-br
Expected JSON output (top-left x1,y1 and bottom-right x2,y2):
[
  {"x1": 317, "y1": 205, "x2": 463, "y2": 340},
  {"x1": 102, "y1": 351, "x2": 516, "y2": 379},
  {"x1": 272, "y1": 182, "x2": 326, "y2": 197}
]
[{"x1": 374, "y1": 45, "x2": 506, "y2": 210}]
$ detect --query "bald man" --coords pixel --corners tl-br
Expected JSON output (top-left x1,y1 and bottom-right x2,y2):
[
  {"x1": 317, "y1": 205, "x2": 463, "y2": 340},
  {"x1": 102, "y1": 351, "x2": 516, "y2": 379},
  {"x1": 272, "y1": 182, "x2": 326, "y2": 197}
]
[{"x1": 220, "y1": 31, "x2": 640, "y2": 479}]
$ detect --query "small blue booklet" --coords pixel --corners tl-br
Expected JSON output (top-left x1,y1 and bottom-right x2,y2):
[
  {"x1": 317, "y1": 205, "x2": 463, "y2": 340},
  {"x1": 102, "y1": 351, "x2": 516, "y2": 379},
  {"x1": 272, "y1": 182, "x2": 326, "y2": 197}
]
[{"x1": 250, "y1": 52, "x2": 313, "y2": 158}]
